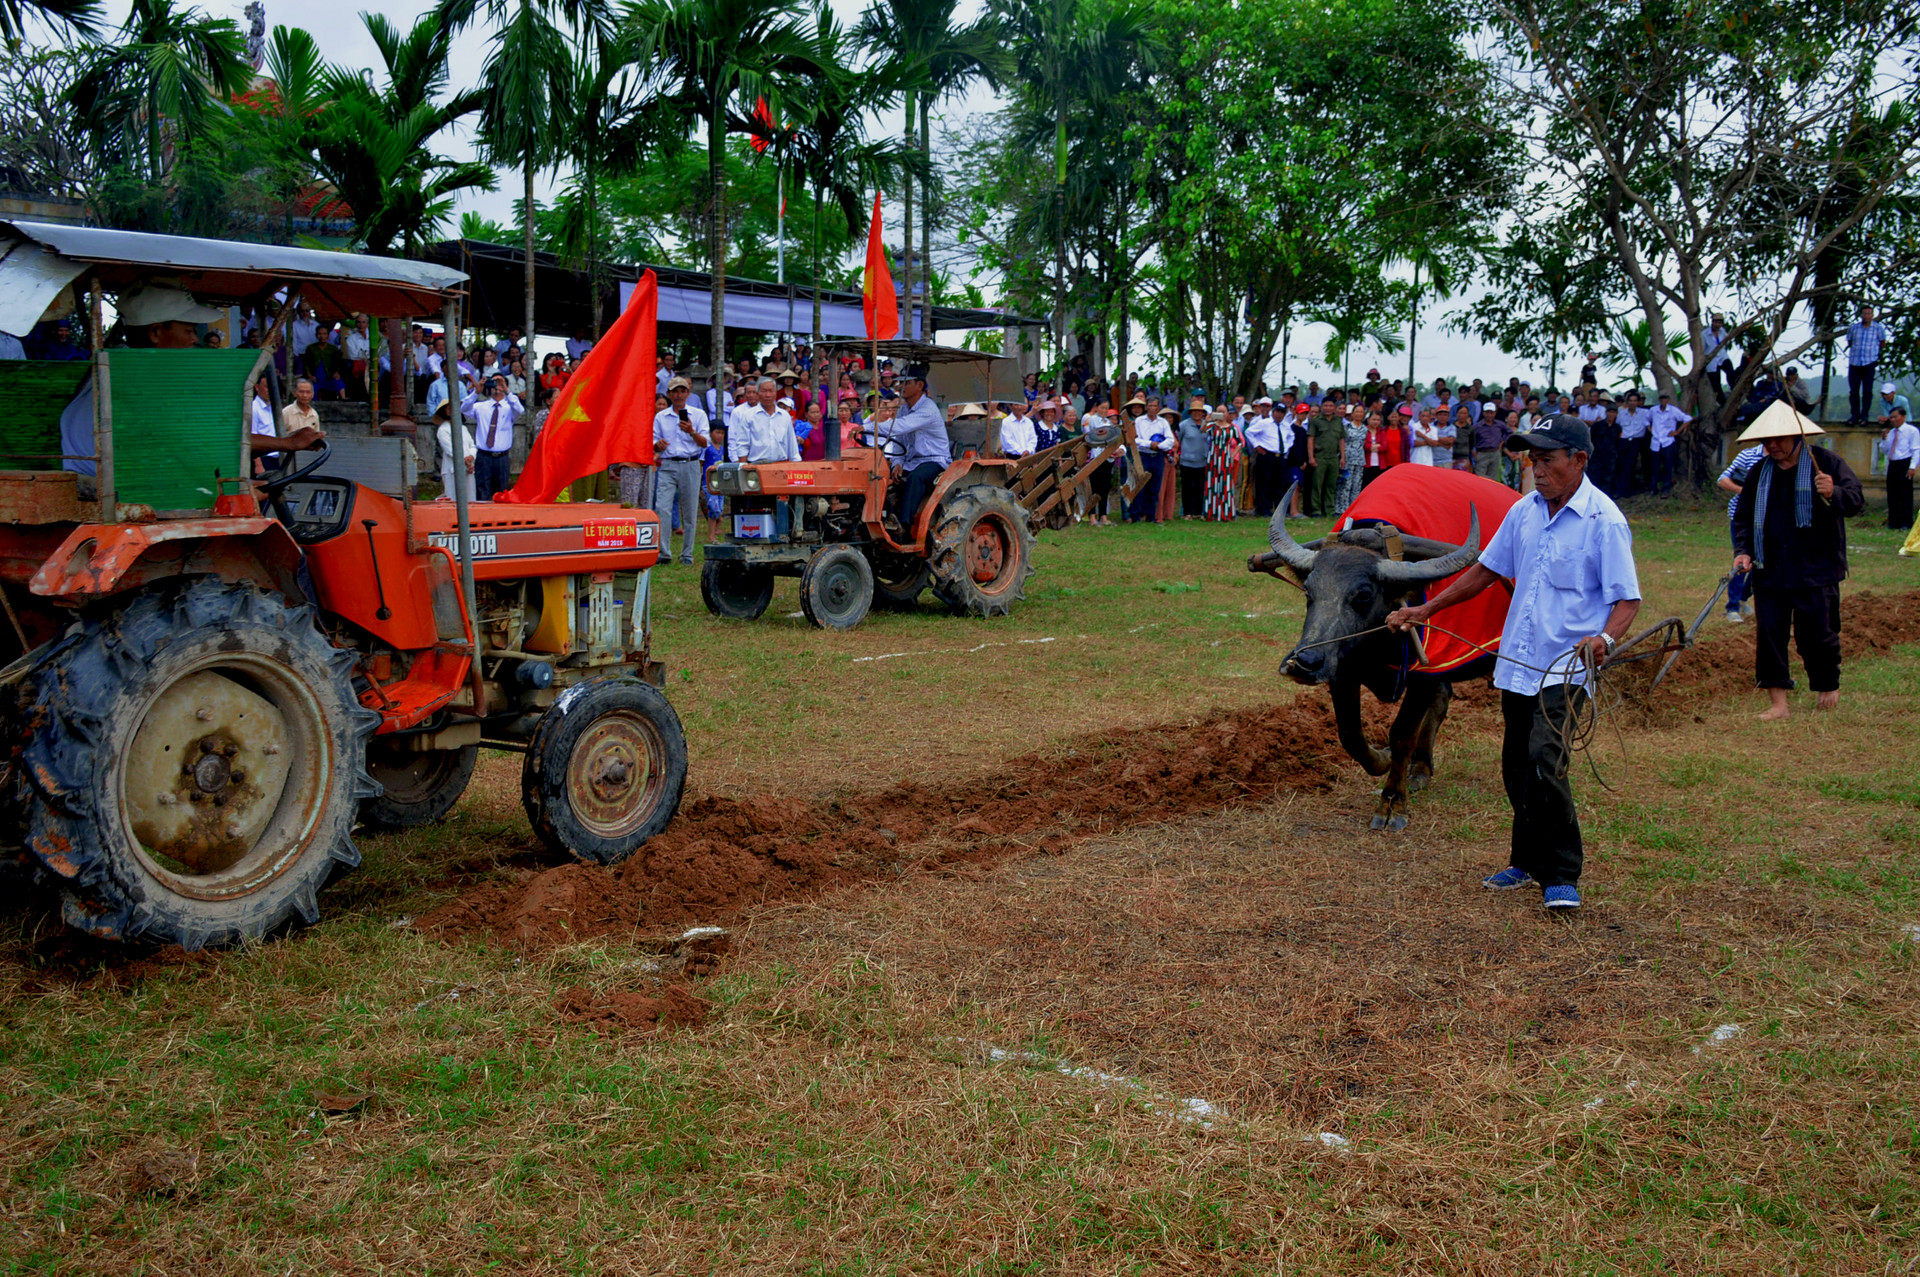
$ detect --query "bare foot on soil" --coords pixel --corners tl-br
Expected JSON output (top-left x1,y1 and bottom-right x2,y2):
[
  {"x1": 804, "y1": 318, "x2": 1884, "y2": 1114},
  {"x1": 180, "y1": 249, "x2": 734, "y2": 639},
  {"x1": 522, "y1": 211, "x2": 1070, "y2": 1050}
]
[
  {"x1": 1758, "y1": 704, "x2": 1791, "y2": 721},
  {"x1": 1815, "y1": 691, "x2": 1840, "y2": 711},
  {"x1": 1759, "y1": 689, "x2": 1791, "y2": 721}
]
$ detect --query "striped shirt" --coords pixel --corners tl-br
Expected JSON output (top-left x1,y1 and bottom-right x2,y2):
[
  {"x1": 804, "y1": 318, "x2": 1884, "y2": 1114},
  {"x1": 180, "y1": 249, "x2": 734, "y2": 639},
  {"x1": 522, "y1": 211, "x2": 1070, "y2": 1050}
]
[{"x1": 1720, "y1": 445, "x2": 1764, "y2": 521}]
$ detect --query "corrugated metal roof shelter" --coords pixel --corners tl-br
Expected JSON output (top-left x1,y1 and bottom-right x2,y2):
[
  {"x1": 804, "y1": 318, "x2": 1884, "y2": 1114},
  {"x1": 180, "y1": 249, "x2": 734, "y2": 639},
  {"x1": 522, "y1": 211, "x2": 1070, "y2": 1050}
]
[{"x1": 425, "y1": 239, "x2": 1042, "y2": 342}]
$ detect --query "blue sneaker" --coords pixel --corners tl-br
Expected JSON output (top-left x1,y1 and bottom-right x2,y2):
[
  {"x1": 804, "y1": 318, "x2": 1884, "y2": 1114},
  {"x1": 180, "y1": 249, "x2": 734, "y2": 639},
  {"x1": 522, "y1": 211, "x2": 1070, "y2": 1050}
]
[
  {"x1": 1543, "y1": 884, "x2": 1582, "y2": 910},
  {"x1": 1482, "y1": 867, "x2": 1534, "y2": 890}
]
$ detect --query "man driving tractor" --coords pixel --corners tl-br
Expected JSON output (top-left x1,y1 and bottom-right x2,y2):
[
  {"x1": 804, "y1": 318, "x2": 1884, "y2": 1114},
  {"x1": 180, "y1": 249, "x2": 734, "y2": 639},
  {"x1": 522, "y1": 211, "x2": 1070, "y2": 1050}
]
[
  {"x1": 59, "y1": 285, "x2": 325, "y2": 488},
  {"x1": 888, "y1": 363, "x2": 948, "y2": 530}
]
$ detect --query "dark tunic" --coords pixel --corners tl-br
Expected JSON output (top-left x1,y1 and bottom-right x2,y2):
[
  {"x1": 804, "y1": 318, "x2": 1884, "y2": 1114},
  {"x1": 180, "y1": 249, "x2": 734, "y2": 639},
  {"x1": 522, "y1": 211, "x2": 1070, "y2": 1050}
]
[{"x1": 1731, "y1": 444, "x2": 1865, "y2": 588}]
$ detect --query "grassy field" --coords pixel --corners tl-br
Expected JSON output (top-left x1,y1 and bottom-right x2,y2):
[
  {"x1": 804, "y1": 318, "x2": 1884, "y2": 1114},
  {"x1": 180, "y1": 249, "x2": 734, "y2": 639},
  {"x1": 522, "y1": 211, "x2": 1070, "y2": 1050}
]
[{"x1": 3, "y1": 496, "x2": 1918, "y2": 1273}]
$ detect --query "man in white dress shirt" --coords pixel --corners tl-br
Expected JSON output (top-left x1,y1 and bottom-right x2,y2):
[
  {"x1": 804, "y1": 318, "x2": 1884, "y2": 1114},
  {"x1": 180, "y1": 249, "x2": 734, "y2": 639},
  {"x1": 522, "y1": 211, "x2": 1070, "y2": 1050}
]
[
  {"x1": 1244, "y1": 396, "x2": 1282, "y2": 517},
  {"x1": 461, "y1": 375, "x2": 525, "y2": 500},
  {"x1": 728, "y1": 377, "x2": 799, "y2": 463},
  {"x1": 1647, "y1": 390, "x2": 1692, "y2": 494},
  {"x1": 999, "y1": 398, "x2": 1038, "y2": 457},
  {"x1": 1615, "y1": 390, "x2": 1652, "y2": 495},
  {"x1": 1884, "y1": 405, "x2": 1918, "y2": 531},
  {"x1": 652, "y1": 376, "x2": 709, "y2": 565}
]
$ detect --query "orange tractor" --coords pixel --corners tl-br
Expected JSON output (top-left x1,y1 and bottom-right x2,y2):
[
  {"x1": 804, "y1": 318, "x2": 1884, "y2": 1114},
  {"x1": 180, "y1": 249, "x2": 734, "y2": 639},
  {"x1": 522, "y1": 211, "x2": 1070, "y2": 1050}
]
[
  {"x1": 0, "y1": 223, "x2": 686, "y2": 948},
  {"x1": 701, "y1": 343, "x2": 1144, "y2": 628}
]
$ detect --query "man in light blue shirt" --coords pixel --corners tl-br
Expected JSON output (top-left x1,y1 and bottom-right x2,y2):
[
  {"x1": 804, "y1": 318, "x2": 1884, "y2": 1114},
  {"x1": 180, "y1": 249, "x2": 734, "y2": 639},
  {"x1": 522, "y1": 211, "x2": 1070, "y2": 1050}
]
[
  {"x1": 1387, "y1": 414, "x2": 1641, "y2": 911},
  {"x1": 885, "y1": 363, "x2": 949, "y2": 533}
]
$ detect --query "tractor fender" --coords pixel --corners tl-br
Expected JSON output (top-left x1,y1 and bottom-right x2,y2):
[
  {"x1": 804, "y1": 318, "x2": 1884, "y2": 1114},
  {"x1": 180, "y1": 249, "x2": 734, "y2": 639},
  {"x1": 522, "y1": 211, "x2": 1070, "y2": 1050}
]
[
  {"x1": 915, "y1": 459, "x2": 1017, "y2": 544},
  {"x1": 29, "y1": 519, "x2": 306, "y2": 604}
]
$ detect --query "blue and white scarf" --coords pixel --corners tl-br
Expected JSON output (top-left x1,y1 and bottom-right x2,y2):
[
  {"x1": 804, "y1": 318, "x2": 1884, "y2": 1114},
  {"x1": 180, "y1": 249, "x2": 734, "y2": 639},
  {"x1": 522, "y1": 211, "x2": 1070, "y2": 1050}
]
[{"x1": 1751, "y1": 442, "x2": 1814, "y2": 568}]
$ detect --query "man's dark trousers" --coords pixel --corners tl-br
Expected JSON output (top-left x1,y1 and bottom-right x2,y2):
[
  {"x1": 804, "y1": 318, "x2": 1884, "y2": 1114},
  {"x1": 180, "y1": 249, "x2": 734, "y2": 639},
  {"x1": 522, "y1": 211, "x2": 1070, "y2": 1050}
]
[
  {"x1": 1500, "y1": 686, "x2": 1586, "y2": 888},
  {"x1": 900, "y1": 461, "x2": 945, "y2": 532},
  {"x1": 1178, "y1": 463, "x2": 1205, "y2": 517},
  {"x1": 1127, "y1": 453, "x2": 1165, "y2": 522},
  {"x1": 474, "y1": 449, "x2": 511, "y2": 501},
  {"x1": 1849, "y1": 363, "x2": 1878, "y2": 424},
  {"x1": 1753, "y1": 584, "x2": 1842, "y2": 691},
  {"x1": 1887, "y1": 458, "x2": 1913, "y2": 530},
  {"x1": 1252, "y1": 449, "x2": 1281, "y2": 516}
]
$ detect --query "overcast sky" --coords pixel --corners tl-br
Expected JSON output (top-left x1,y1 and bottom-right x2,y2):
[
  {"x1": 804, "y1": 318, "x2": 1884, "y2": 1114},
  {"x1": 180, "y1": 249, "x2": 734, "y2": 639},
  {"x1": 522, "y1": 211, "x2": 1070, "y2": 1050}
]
[{"x1": 76, "y1": 0, "x2": 1607, "y2": 388}]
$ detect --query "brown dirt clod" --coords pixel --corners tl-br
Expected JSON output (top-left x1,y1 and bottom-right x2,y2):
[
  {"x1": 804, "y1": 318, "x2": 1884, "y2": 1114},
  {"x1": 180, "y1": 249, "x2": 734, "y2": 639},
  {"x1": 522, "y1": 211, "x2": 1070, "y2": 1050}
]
[{"x1": 552, "y1": 982, "x2": 710, "y2": 1032}]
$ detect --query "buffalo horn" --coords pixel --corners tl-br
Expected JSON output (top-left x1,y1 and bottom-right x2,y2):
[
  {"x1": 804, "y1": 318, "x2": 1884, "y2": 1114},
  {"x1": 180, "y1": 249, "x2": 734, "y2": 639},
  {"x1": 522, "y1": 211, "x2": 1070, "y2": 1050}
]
[
  {"x1": 1266, "y1": 484, "x2": 1318, "y2": 573},
  {"x1": 1375, "y1": 505, "x2": 1481, "y2": 585}
]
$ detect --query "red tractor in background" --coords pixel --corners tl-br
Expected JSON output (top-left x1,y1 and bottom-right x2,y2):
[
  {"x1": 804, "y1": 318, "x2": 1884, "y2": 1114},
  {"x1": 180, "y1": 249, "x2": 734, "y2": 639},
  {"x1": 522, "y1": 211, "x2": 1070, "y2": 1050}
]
[
  {"x1": 0, "y1": 222, "x2": 687, "y2": 949},
  {"x1": 700, "y1": 343, "x2": 1143, "y2": 629}
]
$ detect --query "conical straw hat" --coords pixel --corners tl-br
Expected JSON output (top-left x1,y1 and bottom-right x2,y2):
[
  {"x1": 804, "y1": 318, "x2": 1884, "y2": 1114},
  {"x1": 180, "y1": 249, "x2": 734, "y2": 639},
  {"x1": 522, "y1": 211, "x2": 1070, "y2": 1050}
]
[{"x1": 1737, "y1": 397, "x2": 1826, "y2": 443}]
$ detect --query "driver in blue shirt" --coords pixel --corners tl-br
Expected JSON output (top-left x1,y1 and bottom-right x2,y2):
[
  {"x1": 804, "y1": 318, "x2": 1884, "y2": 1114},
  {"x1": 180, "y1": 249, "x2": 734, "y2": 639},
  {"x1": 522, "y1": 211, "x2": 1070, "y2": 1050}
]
[
  {"x1": 60, "y1": 286, "x2": 324, "y2": 490},
  {"x1": 887, "y1": 363, "x2": 949, "y2": 533}
]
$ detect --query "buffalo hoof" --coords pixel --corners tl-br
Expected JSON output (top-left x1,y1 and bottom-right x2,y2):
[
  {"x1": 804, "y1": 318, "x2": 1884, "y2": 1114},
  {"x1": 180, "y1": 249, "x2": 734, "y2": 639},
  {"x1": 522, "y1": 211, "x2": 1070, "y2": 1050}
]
[
  {"x1": 1369, "y1": 812, "x2": 1388, "y2": 831},
  {"x1": 1386, "y1": 812, "x2": 1409, "y2": 832},
  {"x1": 1408, "y1": 771, "x2": 1432, "y2": 794}
]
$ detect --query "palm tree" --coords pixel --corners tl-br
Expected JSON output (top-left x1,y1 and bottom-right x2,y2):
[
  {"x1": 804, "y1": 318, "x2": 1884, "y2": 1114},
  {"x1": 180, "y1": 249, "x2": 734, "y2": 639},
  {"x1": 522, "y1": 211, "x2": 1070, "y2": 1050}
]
[
  {"x1": 1603, "y1": 314, "x2": 1689, "y2": 392},
  {"x1": 437, "y1": 0, "x2": 612, "y2": 363},
  {"x1": 630, "y1": 0, "x2": 825, "y2": 384},
  {"x1": 1310, "y1": 300, "x2": 1405, "y2": 391},
  {"x1": 775, "y1": 13, "x2": 920, "y2": 349},
  {"x1": 68, "y1": 0, "x2": 251, "y2": 184},
  {"x1": 856, "y1": 0, "x2": 1006, "y2": 340},
  {"x1": 273, "y1": 15, "x2": 495, "y2": 256},
  {"x1": 1, "y1": 0, "x2": 98, "y2": 42}
]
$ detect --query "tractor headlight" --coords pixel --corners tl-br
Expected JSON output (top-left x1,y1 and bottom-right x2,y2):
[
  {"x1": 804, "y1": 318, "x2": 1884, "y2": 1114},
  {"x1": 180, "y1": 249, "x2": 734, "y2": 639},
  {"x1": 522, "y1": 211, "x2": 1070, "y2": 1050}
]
[{"x1": 742, "y1": 468, "x2": 762, "y2": 492}]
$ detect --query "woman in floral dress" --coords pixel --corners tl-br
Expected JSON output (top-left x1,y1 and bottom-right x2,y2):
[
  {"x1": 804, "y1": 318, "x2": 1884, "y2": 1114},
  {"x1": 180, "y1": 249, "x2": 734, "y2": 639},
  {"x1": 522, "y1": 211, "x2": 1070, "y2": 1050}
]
[
  {"x1": 1203, "y1": 411, "x2": 1244, "y2": 521},
  {"x1": 1335, "y1": 405, "x2": 1370, "y2": 514}
]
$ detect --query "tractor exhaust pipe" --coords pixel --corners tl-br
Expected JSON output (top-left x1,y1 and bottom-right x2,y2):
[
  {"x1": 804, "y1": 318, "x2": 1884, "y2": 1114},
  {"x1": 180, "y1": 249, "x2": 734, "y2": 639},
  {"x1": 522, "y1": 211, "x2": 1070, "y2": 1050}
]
[{"x1": 823, "y1": 344, "x2": 842, "y2": 461}]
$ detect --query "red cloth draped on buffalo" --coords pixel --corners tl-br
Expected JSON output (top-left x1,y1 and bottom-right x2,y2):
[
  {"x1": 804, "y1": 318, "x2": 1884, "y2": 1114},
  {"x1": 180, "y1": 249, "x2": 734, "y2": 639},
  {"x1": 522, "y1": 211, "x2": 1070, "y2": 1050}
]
[{"x1": 1333, "y1": 467, "x2": 1522, "y2": 674}]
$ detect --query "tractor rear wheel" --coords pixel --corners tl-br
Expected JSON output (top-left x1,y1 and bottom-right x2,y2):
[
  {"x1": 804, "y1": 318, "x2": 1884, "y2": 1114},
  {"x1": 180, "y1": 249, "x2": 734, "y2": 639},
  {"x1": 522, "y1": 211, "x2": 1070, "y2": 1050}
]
[
  {"x1": 522, "y1": 677, "x2": 687, "y2": 865},
  {"x1": 359, "y1": 743, "x2": 479, "y2": 829},
  {"x1": 799, "y1": 546, "x2": 875, "y2": 630},
  {"x1": 17, "y1": 579, "x2": 378, "y2": 949},
  {"x1": 700, "y1": 559, "x2": 774, "y2": 620},
  {"x1": 871, "y1": 552, "x2": 929, "y2": 611},
  {"x1": 928, "y1": 485, "x2": 1035, "y2": 618}
]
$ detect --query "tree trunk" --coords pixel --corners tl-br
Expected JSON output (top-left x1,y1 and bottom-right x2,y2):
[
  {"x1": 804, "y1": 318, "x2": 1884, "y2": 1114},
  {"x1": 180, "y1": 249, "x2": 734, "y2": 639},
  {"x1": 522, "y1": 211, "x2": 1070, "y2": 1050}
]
[
  {"x1": 920, "y1": 102, "x2": 932, "y2": 342},
  {"x1": 1054, "y1": 78, "x2": 1067, "y2": 369},
  {"x1": 811, "y1": 178, "x2": 823, "y2": 346},
  {"x1": 708, "y1": 100, "x2": 726, "y2": 386},
  {"x1": 524, "y1": 159, "x2": 537, "y2": 359},
  {"x1": 902, "y1": 92, "x2": 915, "y2": 341},
  {"x1": 1406, "y1": 261, "x2": 1420, "y2": 386}
]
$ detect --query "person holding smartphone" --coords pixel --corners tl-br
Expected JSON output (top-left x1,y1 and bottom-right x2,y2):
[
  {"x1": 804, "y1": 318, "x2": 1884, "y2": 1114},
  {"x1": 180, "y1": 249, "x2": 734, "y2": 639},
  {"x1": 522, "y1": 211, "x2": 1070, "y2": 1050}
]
[{"x1": 652, "y1": 376, "x2": 711, "y2": 566}]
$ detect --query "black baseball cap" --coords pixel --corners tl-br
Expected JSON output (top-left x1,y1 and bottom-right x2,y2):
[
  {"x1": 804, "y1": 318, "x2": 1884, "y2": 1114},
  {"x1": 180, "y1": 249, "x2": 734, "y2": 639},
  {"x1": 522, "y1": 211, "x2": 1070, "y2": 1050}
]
[{"x1": 1512, "y1": 413, "x2": 1592, "y2": 454}]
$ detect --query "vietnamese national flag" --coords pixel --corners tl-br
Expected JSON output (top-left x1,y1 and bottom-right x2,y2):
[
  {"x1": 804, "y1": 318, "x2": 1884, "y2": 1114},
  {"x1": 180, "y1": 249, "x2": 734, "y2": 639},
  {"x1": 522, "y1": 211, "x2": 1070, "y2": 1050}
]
[
  {"x1": 862, "y1": 193, "x2": 899, "y2": 340},
  {"x1": 750, "y1": 96, "x2": 774, "y2": 153},
  {"x1": 497, "y1": 270, "x2": 657, "y2": 504}
]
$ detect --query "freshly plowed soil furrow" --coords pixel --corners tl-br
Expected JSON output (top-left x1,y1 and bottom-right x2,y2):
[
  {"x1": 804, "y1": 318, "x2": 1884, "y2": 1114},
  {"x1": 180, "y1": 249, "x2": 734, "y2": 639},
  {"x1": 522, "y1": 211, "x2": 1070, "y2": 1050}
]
[{"x1": 421, "y1": 588, "x2": 1920, "y2": 950}]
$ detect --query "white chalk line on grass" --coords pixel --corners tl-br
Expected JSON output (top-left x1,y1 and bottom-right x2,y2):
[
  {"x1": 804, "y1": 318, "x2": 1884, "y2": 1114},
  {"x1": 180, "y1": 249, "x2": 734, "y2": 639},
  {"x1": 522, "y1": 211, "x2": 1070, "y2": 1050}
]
[
  {"x1": 1692, "y1": 1023, "x2": 1744, "y2": 1054},
  {"x1": 853, "y1": 637, "x2": 1056, "y2": 664},
  {"x1": 972, "y1": 1041, "x2": 1223, "y2": 1129}
]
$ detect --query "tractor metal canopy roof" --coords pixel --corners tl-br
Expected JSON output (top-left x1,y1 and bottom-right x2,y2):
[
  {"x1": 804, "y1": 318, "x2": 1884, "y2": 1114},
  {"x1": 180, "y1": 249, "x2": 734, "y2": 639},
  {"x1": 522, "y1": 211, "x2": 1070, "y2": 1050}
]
[
  {"x1": 853, "y1": 340, "x2": 1016, "y2": 364},
  {"x1": 0, "y1": 222, "x2": 467, "y2": 333}
]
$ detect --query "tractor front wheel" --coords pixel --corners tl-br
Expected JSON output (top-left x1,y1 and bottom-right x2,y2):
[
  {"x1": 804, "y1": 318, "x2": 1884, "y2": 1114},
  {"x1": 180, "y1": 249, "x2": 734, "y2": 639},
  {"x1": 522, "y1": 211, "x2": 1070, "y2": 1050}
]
[
  {"x1": 360, "y1": 742, "x2": 479, "y2": 829},
  {"x1": 700, "y1": 559, "x2": 774, "y2": 621},
  {"x1": 928, "y1": 486, "x2": 1035, "y2": 618},
  {"x1": 799, "y1": 546, "x2": 875, "y2": 630},
  {"x1": 17, "y1": 579, "x2": 378, "y2": 949},
  {"x1": 522, "y1": 677, "x2": 687, "y2": 865}
]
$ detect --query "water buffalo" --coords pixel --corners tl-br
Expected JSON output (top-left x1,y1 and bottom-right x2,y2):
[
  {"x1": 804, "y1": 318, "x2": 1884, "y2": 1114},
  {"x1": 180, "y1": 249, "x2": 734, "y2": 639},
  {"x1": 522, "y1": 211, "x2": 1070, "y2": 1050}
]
[{"x1": 1250, "y1": 494, "x2": 1484, "y2": 831}]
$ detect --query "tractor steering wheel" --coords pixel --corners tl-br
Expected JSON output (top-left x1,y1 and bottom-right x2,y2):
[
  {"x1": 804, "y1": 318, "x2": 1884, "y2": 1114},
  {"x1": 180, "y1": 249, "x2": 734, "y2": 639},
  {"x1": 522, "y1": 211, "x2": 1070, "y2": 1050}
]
[
  {"x1": 877, "y1": 433, "x2": 908, "y2": 463},
  {"x1": 262, "y1": 438, "x2": 333, "y2": 495}
]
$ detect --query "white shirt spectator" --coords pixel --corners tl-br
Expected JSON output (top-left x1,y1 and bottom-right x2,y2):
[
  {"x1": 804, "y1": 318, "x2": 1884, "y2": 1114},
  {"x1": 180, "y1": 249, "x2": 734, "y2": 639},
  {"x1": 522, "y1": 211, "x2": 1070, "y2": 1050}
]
[
  {"x1": 1705, "y1": 324, "x2": 1732, "y2": 372},
  {"x1": 1649, "y1": 404, "x2": 1692, "y2": 450},
  {"x1": 290, "y1": 314, "x2": 319, "y2": 353},
  {"x1": 1000, "y1": 410, "x2": 1038, "y2": 457},
  {"x1": 435, "y1": 419, "x2": 476, "y2": 502},
  {"x1": 1885, "y1": 420, "x2": 1920, "y2": 464},
  {"x1": 1618, "y1": 406, "x2": 1652, "y2": 440},
  {"x1": 461, "y1": 390, "x2": 526, "y2": 453},
  {"x1": 1243, "y1": 412, "x2": 1280, "y2": 452},
  {"x1": 251, "y1": 393, "x2": 277, "y2": 437},
  {"x1": 344, "y1": 329, "x2": 371, "y2": 361},
  {"x1": 1577, "y1": 402, "x2": 1606, "y2": 425},
  {"x1": 1135, "y1": 416, "x2": 1175, "y2": 453},
  {"x1": 654, "y1": 405, "x2": 710, "y2": 460},
  {"x1": 728, "y1": 404, "x2": 799, "y2": 462},
  {"x1": 566, "y1": 335, "x2": 594, "y2": 361}
]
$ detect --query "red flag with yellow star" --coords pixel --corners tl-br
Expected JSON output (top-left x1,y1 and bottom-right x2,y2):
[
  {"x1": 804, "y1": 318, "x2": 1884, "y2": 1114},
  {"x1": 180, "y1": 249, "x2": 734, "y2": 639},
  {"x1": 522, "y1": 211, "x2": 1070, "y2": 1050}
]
[
  {"x1": 497, "y1": 270, "x2": 657, "y2": 503},
  {"x1": 862, "y1": 193, "x2": 898, "y2": 340}
]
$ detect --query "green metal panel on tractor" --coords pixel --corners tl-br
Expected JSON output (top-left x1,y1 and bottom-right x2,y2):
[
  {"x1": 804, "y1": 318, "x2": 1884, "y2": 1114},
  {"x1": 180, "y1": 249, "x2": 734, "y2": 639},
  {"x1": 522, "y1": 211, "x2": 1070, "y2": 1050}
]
[{"x1": 0, "y1": 349, "x2": 258, "y2": 511}]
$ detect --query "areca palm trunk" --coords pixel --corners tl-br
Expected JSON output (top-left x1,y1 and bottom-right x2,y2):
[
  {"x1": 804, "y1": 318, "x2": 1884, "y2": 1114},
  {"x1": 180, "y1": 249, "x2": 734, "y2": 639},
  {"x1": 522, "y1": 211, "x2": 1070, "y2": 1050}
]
[
  {"x1": 708, "y1": 92, "x2": 726, "y2": 388},
  {"x1": 902, "y1": 92, "x2": 915, "y2": 339},
  {"x1": 524, "y1": 159, "x2": 536, "y2": 357},
  {"x1": 1406, "y1": 262, "x2": 1420, "y2": 385},
  {"x1": 920, "y1": 103, "x2": 931, "y2": 340}
]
